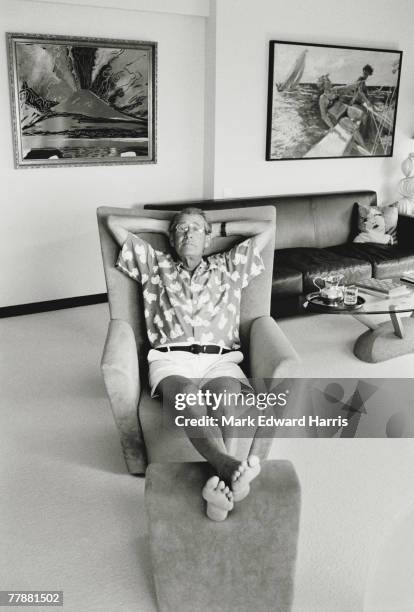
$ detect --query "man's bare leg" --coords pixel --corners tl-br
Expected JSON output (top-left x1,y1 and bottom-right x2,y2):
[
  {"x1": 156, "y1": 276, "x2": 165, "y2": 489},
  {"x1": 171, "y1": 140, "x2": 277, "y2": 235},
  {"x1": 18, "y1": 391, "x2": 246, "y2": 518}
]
[
  {"x1": 201, "y1": 376, "x2": 262, "y2": 501},
  {"x1": 157, "y1": 375, "x2": 261, "y2": 518},
  {"x1": 201, "y1": 376, "x2": 243, "y2": 454}
]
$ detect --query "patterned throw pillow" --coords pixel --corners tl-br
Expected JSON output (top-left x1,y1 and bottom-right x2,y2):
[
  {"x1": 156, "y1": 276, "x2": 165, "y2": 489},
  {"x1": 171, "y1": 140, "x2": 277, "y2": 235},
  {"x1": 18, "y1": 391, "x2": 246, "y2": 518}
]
[
  {"x1": 353, "y1": 203, "x2": 398, "y2": 245},
  {"x1": 381, "y1": 202, "x2": 398, "y2": 243}
]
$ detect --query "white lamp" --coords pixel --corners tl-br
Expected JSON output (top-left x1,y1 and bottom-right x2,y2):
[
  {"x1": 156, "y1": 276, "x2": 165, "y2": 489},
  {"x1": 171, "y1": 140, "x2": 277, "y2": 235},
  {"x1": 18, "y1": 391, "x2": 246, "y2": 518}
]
[{"x1": 399, "y1": 142, "x2": 414, "y2": 215}]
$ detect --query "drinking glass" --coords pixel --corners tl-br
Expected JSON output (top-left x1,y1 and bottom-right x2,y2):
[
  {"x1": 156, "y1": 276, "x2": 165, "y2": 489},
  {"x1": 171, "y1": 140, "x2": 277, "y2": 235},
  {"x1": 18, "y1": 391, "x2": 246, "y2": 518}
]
[{"x1": 344, "y1": 285, "x2": 358, "y2": 306}]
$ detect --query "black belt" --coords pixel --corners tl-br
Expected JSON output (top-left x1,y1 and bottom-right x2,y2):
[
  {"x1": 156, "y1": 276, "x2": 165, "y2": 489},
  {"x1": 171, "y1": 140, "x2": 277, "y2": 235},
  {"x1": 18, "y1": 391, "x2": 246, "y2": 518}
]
[{"x1": 155, "y1": 344, "x2": 233, "y2": 355}]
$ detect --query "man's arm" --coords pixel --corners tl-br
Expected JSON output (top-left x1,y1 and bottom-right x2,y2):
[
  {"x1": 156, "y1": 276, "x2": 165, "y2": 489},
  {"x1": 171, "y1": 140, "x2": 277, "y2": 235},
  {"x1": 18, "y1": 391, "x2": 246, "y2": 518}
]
[
  {"x1": 107, "y1": 214, "x2": 170, "y2": 247},
  {"x1": 211, "y1": 219, "x2": 274, "y2": 252}
]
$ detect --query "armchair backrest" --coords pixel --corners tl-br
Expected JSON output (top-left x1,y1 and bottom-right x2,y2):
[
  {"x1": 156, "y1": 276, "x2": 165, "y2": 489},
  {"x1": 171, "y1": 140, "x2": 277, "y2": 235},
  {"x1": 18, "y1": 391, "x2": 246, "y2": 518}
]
[{"x1": 97, "y1": 205, "x2": 276, "y2": 375}]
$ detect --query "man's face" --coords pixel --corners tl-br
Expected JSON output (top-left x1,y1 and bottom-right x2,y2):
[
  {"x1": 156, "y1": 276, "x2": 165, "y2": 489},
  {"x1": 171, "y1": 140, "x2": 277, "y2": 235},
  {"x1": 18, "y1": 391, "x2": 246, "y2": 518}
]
[{"x1": 170, "y1": 213, "x2": 211, "y2": 261}]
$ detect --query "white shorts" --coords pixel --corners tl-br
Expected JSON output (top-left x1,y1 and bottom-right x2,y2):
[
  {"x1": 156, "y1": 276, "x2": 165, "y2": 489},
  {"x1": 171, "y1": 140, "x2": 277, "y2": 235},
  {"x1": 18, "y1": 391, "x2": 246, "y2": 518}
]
[{"x1": 147, "y1": 348, "x2": 248, "y2": 397}]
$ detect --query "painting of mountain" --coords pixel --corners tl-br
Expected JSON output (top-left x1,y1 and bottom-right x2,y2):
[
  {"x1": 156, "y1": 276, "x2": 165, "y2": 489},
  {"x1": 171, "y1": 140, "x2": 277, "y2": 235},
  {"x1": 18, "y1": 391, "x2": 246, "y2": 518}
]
[{"x1": 7, "y1": 33, "x2": 157, "y2": 167}]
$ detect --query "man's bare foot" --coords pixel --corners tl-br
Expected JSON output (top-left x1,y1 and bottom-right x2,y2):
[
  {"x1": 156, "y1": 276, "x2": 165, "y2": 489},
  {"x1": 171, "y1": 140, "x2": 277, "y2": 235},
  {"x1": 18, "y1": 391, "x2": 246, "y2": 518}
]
[
  {"x1": 202, "y1": 475, "x2": 234, "y2": 521},
  {"x1": 231, "y1": 455, "x2": 261, "y2": 502}
]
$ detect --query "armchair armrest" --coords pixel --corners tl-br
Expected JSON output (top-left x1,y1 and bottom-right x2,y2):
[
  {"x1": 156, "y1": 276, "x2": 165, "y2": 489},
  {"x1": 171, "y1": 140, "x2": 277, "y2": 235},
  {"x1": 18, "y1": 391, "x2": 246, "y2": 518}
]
[
  {"x1": 101, "y1": 319, "x2": 147, "y2": 474},
  {"x1": 398, "y1": 213, "x2": 414, "y2": 249},
  {"x1": 249, "y1": 316, "x2": 300, "y2": 379}
]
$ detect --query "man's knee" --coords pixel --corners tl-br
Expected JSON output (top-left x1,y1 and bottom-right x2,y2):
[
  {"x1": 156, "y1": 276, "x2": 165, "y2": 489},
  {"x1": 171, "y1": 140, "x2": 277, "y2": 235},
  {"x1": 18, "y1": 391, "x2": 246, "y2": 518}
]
[
  {"x1": 158, "y1": 375, "x2": 198, "y2": 402},
  {"x1": 206, "y1": 376, "x2": 242, "y2": 394}
]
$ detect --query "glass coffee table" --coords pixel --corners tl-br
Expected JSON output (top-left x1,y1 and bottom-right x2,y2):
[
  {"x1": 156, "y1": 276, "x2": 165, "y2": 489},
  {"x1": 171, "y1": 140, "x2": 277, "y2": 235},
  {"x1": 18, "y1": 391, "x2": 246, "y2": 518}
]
[{"x1": 302, "y1": 280, "x2": 414, "y2": 363}]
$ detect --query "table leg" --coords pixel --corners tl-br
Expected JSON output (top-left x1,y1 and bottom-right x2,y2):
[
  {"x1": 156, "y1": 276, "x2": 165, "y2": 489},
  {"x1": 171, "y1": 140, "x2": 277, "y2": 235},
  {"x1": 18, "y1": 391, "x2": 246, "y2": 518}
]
[
  {"x1": 354, "y1": 310, "x2": 414, "y2": 362},
  {"x1": 390, "y1": 309, "x2": 404, "y2": 338}
]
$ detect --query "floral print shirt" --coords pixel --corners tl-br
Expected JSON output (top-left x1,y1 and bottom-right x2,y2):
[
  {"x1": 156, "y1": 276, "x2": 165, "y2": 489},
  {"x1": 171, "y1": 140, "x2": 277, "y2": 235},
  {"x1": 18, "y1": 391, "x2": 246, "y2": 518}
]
[{"x1": 117, "y1": 233, "x2": 264, "y2": 349}]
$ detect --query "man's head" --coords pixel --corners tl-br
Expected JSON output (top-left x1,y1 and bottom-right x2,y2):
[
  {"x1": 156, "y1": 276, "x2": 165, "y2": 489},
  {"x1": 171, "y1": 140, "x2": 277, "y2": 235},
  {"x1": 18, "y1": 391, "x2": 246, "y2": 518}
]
[
  {"x1": 317, "y1": 74, "x2": 331, "y2": 92},
  {"x1": 169, "y1": 207, "x2": 212, "y2": 265},
  {"x1": 362, "y1": 64, "x2": 373, "y2": 79}
]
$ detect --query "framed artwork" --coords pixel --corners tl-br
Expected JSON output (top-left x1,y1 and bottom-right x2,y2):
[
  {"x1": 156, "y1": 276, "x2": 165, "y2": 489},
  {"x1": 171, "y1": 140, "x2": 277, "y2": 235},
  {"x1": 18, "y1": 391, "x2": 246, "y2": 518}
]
[
  {"x1": 7, "y1": 33, "x2": 157, "y2": 168},
  {"x1": 266, "y1": 40, "x2": 402, "y2": 161}
]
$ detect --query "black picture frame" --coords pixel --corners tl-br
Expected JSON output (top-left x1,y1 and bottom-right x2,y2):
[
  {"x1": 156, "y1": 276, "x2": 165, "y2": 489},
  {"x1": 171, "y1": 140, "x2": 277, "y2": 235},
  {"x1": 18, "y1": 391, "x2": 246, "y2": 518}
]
[
  {"x1": 7, "y1": 32, "x2": 157, "y2": 168},
  {"x1": 266, "y1": 40, "x2": 402, "y2": 161}
]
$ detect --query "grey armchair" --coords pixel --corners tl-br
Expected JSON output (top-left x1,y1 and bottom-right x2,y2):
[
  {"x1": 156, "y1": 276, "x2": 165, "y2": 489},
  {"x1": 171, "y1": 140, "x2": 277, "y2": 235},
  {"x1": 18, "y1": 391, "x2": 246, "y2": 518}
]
[{"x1": 97, "y1": 205, "x2": 300, "y2": 475}]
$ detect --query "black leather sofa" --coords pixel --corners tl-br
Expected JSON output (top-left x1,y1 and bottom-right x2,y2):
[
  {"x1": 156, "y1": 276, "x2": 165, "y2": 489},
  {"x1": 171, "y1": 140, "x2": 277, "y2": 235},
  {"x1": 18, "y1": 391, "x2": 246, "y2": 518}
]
[{"x1": 145, "y1": 190, "x2": 414, "y2": 317}]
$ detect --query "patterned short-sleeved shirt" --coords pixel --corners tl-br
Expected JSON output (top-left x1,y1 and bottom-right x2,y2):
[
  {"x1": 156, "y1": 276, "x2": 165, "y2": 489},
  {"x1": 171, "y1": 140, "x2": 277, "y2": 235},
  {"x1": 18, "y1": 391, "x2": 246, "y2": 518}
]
[{"x1": 116, "y1": 233, "x2": 265, "y2": 349}]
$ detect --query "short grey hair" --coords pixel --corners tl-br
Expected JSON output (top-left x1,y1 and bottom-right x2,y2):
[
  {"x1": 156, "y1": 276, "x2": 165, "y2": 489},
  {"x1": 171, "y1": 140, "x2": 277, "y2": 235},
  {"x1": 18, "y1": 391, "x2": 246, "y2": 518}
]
[{"x1": 169, "y1": 207, "x2": 212, "y2": 235}]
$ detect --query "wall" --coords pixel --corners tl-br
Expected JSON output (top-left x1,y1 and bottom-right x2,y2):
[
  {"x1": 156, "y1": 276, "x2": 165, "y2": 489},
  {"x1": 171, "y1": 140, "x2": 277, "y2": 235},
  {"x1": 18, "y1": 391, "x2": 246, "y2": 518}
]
[
  {"x1": 3, "y1": 0, "x2": 414, "y2": 307},
  {"x1": 211, "y1": 0, "x2": 414, "y2": 202},
  {"x1": 0, "y1": 0, "x2": 206, "y2": 307},
  {"x1": 26, "y1": 0, "x2": 209, "y2": 17}
]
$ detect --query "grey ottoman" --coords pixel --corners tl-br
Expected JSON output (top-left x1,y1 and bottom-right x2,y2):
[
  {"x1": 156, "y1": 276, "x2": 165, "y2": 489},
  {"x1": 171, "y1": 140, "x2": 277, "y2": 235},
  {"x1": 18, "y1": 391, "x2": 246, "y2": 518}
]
[{"x1": 145, "y1": 460, "x2": 301, "y2": 612}]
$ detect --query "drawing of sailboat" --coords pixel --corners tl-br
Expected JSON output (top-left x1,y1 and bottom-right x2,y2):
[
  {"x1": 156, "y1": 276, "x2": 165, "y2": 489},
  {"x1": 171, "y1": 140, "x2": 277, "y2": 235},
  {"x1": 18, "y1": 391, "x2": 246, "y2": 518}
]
[
  {"x1": 307, "y1": 88, "x2": 396, "y2": 158},
  {"x1": 276, "y1": 50, "x2": 307, "y2": 92}
]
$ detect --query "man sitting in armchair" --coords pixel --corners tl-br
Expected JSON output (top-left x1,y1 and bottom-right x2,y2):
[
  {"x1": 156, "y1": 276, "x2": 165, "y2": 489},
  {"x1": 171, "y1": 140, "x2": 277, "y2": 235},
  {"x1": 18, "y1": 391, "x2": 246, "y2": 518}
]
[{"x1": 108, "y1": 207, "x2": 273, "y2": 521}]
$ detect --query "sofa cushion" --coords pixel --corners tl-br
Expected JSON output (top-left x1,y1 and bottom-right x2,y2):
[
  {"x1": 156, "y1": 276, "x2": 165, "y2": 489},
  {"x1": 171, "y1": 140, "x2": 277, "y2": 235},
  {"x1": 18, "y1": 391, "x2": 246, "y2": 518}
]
[
  {"x1": 272, "y1": 263, "x2": 303, "y2": 296},
  {"x1": 329, "y1": 243, "x2": 414, "y2": 279},
  {"x1": 275, "y1": 247, "x2": 372, "y2": 292}
]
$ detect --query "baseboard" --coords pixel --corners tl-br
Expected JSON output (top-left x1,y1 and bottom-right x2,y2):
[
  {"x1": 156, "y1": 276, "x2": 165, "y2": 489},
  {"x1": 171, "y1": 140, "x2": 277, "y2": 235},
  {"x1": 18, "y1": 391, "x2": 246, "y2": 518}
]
[{"x1": 0, "y1": 293, "x2": 108, "y2": 318}]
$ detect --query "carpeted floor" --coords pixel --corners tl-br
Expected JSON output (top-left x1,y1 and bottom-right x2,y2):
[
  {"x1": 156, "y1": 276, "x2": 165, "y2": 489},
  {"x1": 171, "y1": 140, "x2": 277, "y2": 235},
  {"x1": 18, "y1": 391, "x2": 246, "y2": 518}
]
[
  {"x1": 279, "y1": 310, "x2": 414, "y2": 377},
  {"x1": 1, "y1": 303, "x2": 413, "y2": 611}
]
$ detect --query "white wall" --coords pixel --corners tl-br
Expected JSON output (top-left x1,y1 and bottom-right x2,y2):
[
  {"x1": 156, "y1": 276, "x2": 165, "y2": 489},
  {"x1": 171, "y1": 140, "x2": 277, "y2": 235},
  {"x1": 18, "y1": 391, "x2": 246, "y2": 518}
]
[
  {"x1": 1, "y1": 0, "x2": 206, "y2": 307},
  {"x1": 211, "y1": 0, "x2": 414, "y2": 201},
  {"x1": 2, "y1": 0, "x2": 414, "y2": 307},
  {"x1": 26, "y1": 0, "x2": 210, "y2": 17}
]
